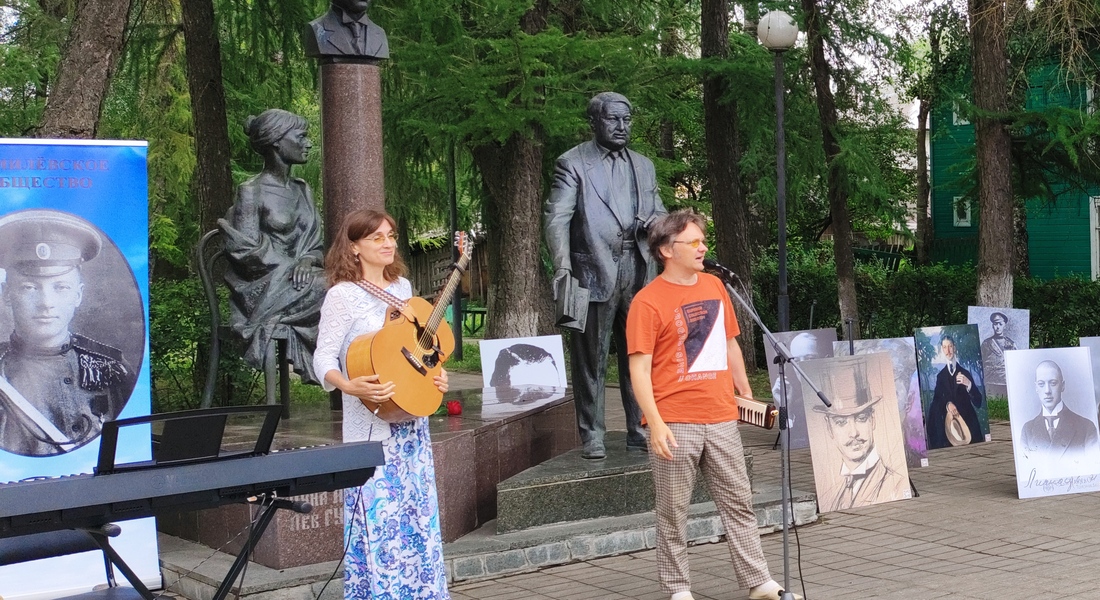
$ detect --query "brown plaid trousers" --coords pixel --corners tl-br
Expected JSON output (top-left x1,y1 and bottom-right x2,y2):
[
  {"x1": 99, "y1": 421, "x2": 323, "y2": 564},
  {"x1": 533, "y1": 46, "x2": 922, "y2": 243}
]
[{"x1": 648, "y1": 420, "x2": 772, "y2": 595}]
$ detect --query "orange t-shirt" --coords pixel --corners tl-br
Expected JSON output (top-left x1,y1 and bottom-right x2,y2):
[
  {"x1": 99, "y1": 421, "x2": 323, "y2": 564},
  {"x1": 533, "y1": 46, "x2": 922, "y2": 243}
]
[{"x1": 626, "y1": 272, "x2": 740, "y2": 424}]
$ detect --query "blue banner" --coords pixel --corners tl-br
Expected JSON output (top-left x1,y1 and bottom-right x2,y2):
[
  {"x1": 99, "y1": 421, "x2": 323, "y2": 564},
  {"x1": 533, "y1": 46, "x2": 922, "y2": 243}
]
[{"x1": 0, "y1": 139, "x2": 158, "y2": 598}]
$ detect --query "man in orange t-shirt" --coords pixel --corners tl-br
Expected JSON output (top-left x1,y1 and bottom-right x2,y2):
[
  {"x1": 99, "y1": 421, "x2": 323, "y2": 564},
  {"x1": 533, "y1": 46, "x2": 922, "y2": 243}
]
[{"x1": 626, "y1": 210, "x2": 800, "y2": 600}]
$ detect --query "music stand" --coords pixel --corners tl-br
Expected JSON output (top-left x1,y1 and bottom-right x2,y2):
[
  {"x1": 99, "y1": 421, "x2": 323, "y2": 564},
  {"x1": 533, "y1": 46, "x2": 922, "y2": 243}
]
[{"x1": 96, "y1": 405, "x2": 282, "y2": 475}]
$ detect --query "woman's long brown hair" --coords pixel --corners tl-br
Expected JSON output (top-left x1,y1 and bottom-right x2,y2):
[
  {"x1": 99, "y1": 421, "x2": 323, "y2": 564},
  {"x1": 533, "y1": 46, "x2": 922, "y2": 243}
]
[{"x1": 325, "y1": 209, "x2": 408, "y2": 286}]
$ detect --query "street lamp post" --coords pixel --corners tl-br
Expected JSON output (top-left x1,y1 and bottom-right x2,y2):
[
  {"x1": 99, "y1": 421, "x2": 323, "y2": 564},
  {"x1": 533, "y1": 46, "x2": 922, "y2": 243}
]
[
  {"x1": 757, "y1": 11, "x2": 800, "y2": 600},
  {"x1": 758, "y1": 11, "x2": 798, "y2": 333}
]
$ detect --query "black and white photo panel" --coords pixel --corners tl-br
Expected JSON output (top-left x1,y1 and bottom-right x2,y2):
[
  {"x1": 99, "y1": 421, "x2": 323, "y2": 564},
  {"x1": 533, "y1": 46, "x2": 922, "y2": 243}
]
[
  {"x1": 762, "y1": 328, "x2": 837, "y2": 449},
  {"x1": 1005, "y1": 347, "x2": 1100, "y2": 498}
]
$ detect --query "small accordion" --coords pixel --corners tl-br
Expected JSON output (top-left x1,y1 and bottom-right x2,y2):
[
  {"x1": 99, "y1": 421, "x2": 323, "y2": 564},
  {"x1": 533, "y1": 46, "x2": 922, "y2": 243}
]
[{"x1": 736, "y1": 395, "x2": 778, "y2": 430}]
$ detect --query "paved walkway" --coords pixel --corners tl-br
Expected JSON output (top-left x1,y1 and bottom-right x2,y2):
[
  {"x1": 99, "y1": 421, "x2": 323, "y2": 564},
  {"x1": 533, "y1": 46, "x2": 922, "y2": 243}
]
[{"x1": 447, "y1": 416, "x2": 1100, "y2": 600}]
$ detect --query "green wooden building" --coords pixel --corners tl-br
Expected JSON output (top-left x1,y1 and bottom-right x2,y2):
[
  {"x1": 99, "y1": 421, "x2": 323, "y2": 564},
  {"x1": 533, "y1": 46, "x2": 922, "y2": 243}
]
[{"x1": 929, "y1": 67, "x2": 1100, "y2": 279}]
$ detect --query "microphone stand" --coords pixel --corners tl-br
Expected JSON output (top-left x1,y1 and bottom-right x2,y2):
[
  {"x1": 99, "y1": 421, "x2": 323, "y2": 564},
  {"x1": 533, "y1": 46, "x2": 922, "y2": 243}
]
[{"x1": 711, "y1": 267, "x2": 832, "y2": 600}]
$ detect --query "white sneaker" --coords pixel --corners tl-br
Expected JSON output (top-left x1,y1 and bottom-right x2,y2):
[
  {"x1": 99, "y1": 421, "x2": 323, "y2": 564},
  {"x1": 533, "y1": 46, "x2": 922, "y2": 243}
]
[
  {"x1": 748, "y1": 580, "x2": 803, "y2": 600},
  {"x1": 670, "y1": 592, "x2": 695, "y2": 600}
]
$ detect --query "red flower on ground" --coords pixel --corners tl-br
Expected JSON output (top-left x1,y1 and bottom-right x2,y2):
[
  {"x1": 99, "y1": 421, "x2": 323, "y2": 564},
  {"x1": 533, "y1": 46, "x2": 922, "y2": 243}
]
[{"x1": 446, "y1": 400, "x2": 462, "y2": 416}]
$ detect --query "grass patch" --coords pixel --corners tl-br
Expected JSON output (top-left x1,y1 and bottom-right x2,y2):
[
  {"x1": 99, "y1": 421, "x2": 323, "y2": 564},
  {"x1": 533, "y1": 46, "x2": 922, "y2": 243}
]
[
  {"x1": 447, "y1": 342, "x2": 483, "y2": 374},
  {"x1": 987, "y1": 396, "x2": 1008, "y2": 421}
]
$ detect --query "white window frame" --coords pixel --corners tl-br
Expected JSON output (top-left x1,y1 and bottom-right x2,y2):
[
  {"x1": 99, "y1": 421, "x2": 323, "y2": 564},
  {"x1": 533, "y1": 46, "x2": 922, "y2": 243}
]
[
  {"x1": 952, "y1": 103, "x2": 970, "y2": 126},
  {"x1": 1091, "y1": 196, "x2": 1100, "y2": 281},
  {"x1": 953, "y1": 196, "x2": 972, "y2": 227}
]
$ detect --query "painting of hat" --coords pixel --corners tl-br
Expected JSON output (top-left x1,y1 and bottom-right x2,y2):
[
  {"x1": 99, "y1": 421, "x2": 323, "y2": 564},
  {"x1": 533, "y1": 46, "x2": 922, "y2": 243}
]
[
  {"x1": 812, "y1": 355, "x2": 883, "y2": 416},
  {"x1": 945, "y1": 411, "x2": 972, "y2": 445}
]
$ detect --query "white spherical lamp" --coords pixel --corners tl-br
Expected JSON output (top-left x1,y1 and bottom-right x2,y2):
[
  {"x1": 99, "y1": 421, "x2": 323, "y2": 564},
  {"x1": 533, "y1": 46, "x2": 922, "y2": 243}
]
[{"x1": 757, "y1": 11, "x2": 798, "y2": 51}]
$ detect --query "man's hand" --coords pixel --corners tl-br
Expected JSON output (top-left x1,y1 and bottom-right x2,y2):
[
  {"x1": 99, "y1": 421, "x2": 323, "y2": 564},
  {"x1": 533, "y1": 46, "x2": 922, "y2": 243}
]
[
  {"x1": 955, "y1": 372, "x2": 972, "y2": 391},
  {"x1": 648, "y1": 420, "x2": 678, "y2": 461},
  {"x1": 551, "y1": 268, "x2": 571, "y2": 301},
  {"x1": 637, "y1": 213, "x2": 660, "y2": 232},
  {"x1": 946, "y1": 402, "x2": 960, "y2": 419}
]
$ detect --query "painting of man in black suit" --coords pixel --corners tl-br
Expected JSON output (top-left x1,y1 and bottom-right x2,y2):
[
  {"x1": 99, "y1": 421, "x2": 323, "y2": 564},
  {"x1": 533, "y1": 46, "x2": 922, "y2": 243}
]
[
  {"x1": 543, "y1": 92, "x2": 667, "y2": 459},
  {"x1": 304, "y1": 0, "x2": 389, "y2": 59},
  {"x1": 925, "y1": 334, "x2": 986, "y2": 449}
]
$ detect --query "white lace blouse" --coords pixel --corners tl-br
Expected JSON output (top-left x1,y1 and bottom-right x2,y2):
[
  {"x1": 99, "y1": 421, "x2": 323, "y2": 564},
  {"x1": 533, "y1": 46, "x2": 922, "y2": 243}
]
[{"x1": 313, "y1": 278, "x2": 413, "y2": 443}]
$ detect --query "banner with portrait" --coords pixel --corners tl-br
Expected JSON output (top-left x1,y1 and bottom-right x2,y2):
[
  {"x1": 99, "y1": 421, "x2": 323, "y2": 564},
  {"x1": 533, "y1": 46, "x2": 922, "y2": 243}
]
[
  {"x1": 0, "y1": 139, "x2": 158, "y2": 598},
  {"x1": 1005, "y1": 347, "x2": 1100, "y2": 499}
]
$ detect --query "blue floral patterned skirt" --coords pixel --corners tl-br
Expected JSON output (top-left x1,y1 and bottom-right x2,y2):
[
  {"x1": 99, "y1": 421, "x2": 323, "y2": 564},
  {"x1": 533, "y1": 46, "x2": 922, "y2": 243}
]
[{"x1": 344, "y1": 418, "x2": 449, "y2": 599}]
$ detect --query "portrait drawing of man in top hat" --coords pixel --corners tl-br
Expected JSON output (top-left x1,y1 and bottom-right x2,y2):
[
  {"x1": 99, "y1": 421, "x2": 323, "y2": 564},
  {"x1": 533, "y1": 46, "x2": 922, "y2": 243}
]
[
  {"x1": 304, "y1": 0, "x2": 389, "y2": 59},
  {"x1": 814, "y1": 361, "x2": 908, "y2": 512},
  {"x1": 0, "y1": 210, "x2": 136, "y2": 456}
]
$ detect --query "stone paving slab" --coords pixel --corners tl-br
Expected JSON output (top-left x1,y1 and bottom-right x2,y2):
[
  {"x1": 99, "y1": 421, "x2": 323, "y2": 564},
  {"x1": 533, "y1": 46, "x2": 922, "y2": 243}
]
[{"x1": 451, "y1": 421, "x2": 1100, "y2": 599}]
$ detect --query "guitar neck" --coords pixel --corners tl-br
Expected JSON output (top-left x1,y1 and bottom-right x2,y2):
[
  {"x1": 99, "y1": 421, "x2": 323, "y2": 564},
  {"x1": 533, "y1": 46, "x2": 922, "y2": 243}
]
[{"x1": 419, "y1": 254, "x2": 472, "y2": 350}]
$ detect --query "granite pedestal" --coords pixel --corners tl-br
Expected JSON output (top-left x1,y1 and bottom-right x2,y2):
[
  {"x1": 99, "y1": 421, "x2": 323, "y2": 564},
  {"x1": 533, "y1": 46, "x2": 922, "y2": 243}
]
[
  {"x1": 318, "y1": 60, "x2": 385, "y2": 242},
  {"x1": 495, "y1": 430, "x2": 753, "y2": 532},
  {"x1": 156, "y1": 386, "x2": 577, "y2": 569}
]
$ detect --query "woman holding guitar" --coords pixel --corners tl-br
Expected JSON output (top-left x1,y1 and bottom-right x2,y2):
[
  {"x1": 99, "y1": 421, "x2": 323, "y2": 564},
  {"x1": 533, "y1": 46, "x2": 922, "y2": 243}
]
[{"x1": 313, "y1": 209, "x2": 450, "y2": 599}]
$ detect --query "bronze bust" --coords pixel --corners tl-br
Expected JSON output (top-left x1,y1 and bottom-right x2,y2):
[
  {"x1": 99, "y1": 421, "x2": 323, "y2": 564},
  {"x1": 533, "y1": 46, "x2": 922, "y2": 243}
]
[{"x1": 304, "y1": 0, "x2": 389, "y2": 59}]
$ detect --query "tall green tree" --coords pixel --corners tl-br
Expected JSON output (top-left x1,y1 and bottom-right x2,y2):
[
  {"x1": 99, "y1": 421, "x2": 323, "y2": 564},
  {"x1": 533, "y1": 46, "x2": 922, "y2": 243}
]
[
  {"x1": 181, "y1": 0, "x2": 233, "y2": 235},
  {"x1": 801, "y1": 0, "x2": 860, "y2": 335},
  {"x1": 970, "y1": 0, "x2": 1014, "y2": 307},
  {"x1": 702, "y1": 0, "x2": 757, "y2": 366},
  {"x1": 37, "y1": 0, "x2": 132, "y2": 138}
]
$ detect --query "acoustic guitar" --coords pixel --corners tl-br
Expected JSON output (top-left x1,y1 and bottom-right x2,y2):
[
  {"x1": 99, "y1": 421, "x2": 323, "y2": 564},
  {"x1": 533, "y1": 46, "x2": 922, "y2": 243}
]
[{"x1": 344, "y1": 232, "x2": 473, "y2": 422}]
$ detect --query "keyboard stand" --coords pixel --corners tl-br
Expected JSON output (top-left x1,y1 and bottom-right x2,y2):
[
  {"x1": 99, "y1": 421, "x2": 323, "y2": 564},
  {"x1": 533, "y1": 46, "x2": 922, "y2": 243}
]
[{"x1": 211, "y1": 497, "x2": 312, "y2": 600}]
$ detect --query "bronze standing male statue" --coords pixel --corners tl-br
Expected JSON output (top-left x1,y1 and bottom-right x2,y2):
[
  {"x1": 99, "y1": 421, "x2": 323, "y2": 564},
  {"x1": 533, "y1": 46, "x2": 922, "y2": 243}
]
[
  {"x1": 304, "y1": 0, "x2": 389, "y2": 59},
  {"x1": 544, "y1": 92, "x2": 667, "y2": 459}
]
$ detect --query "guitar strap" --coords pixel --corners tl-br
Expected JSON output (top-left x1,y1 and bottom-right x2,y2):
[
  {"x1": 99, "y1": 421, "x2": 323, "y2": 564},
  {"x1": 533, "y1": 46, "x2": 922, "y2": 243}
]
[{"x1": 352, "y1": 280, "x2": 409, "y2": 312}]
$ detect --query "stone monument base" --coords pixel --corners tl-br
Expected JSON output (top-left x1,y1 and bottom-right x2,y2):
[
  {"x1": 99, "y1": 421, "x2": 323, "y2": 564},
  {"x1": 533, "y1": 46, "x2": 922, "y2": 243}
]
[
  {"x1": 156, "y1": 386, "x2": 577, "y2": 569},
  {"x1": 495, "y1": 430, "x2": 740, "y2": 532}
]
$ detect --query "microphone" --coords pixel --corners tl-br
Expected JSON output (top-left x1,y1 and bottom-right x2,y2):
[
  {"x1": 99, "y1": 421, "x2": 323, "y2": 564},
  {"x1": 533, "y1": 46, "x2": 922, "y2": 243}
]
[{"x1": 702, "y1": 258, "x2": 740, "y2": 286}]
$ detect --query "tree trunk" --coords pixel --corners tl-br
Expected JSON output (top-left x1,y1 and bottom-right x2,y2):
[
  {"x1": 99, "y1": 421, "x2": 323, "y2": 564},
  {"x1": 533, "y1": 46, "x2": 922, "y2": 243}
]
[
  {"x1": 970, "y1": 0, "x2": 1014, "y2": 307},
  {"x1": 472, "y1": 131, "x2": 554, "y2": 339},
  {"x1": 37, "y1": 0, "x2": 131, "y2": 138},
  {"x1": 472, "y1": 0, "x2": 554, "y2": 339},
  {"x1": 803, "y1": 0, "x2": 859, "y2": 337},
  {"x1": 181, "y1": 0, "x2": 235, "y2": 236},
  {"x1": 914, "y1": 98, "x2": 933, "y2": 265},
  {"x1": 701, "y1": 0, "x2": 757, "y2": 369},
  {"x1": 658, "y1": 0, "x2": 683, "y2": 162}
]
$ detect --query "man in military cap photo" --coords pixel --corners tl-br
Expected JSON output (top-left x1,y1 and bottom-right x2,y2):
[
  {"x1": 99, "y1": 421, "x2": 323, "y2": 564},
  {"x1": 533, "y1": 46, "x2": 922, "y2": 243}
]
[
  {"x1": 979, "y1": 311, "x2": 1017, "y2": 397},
  {"x1": 0, "y1": 210, "x2": 134, "y2": 456}
]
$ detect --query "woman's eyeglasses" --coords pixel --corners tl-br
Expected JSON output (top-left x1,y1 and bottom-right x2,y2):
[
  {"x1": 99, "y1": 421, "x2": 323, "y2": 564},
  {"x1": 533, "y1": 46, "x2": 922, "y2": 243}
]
[{"x1": 364, "y1": 232, "x2": 399, "y2": 244}]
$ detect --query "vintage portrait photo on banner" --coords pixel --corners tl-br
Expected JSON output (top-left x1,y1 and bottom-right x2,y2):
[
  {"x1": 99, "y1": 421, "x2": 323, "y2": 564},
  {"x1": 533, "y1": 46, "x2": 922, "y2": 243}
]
[
  {"x1": 967, "y1": 306, "x2": 1029, "y2": 399},
  {"x1": 1005, "y1": 346, "x2": 1100, "y2": 498}
]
